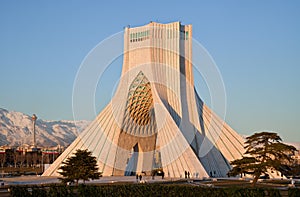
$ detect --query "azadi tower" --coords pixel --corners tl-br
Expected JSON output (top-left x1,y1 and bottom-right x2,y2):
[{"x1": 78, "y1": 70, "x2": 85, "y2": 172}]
[{"x1": 43, "y1": 22, "x2": 244, "y2": 178}]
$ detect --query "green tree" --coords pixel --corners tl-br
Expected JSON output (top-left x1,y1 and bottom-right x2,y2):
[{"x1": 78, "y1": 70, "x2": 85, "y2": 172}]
[
  {"x1": 58, "y1": 149, "x2": 101, "y2": 185},
  {"x1": 228, "y1": 131, "x2": 296, "y2": 186}
]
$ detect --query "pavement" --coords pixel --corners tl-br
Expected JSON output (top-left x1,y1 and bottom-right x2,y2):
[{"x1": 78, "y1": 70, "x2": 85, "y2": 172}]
[{"x1": 0, "y1": 175, "x2": 176, "y2": 186}]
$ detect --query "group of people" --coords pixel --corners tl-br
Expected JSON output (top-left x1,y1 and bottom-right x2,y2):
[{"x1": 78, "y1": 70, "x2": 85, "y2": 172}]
[
  {"x1": 184, "y1": 170, "x2": 190, "y2": 179},
  {"x1": 152, "y1": 171, "x2": 164, "y2": 180},
  {"x1": 136, "y1": 174, "x2": 143, "y2": 182},
  {"x1": 136, "y1": 171, "x2": 165, "y2": 182},
  {"x1": 136, "y1": 170, "x2": 193, "y2": 180}
]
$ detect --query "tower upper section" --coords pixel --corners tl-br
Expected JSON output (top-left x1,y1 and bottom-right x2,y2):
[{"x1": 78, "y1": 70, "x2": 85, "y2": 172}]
[{"x1": 122, "y1": 21, "x2": 193, "y2": 85}]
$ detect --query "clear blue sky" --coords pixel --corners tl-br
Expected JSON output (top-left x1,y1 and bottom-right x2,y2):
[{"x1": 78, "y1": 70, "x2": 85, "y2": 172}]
[{"x1": 0, "y1": 1, "x2": 299, "y2": 143}]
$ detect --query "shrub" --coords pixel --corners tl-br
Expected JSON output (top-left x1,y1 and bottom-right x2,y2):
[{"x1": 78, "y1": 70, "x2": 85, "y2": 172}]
[
  {"x1": 9, "y1": 184, "x2": 300, "y2": 197},
  {"x1": 288, "y1": 188, "x2": 300, "y2": 197}
]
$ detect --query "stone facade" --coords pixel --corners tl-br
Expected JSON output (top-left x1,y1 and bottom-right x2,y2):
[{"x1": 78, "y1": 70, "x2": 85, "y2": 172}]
[{"x1": 43, "y1": 22, "x2": 245, "y2": 178}]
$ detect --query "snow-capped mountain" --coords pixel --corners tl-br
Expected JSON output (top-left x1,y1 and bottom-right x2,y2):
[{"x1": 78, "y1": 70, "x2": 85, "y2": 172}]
[{"x1": 0, "y1": 108, "x2": 90, "y2": 147}]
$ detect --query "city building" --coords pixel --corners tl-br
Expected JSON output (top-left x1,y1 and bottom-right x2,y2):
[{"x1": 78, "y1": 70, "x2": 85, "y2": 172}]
[{"x1": 292, "y1": 150, "x2": 300, "y2": 165}]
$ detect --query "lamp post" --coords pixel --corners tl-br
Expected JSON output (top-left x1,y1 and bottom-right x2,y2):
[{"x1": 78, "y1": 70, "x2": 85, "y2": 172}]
[
  {"x1": 31, "y1": 114, "x2": 37, "y2": 147},
  {"x1": 41, "y1": 152, "x2": 44, "y2": 173}
]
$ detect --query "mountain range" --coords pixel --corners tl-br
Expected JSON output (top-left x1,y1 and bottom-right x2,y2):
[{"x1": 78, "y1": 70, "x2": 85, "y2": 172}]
[
  {"x1": 0, "y1": 108, "x2": 298, "y2": 150},
  {"x1": 0, "y1": 108, "x2": 90, "y2": 147}
]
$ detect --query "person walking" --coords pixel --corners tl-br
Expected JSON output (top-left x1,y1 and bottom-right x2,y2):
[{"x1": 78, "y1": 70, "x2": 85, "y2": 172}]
[{"x1": 151, "y1": 171, "x2": 155, "y2": 180}]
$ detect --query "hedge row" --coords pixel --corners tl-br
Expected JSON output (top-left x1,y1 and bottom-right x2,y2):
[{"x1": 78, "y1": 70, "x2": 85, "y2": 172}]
[{"x1": 9, "y1": 184, "x2": 300, "y2": 197}]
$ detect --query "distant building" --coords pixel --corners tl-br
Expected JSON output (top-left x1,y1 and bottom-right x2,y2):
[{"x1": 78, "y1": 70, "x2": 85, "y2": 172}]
[
  {"x1": 0, "y1": 144, "x2": 64, "y2": 168},
  {"x1": 292, "y1": 150, "x2": 300, "y2": 165}
]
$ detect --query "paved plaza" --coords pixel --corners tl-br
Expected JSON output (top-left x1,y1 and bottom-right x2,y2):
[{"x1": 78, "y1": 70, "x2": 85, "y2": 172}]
[{"x1": 1, "y1": 175, "x2": 177, "y2": 186}]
